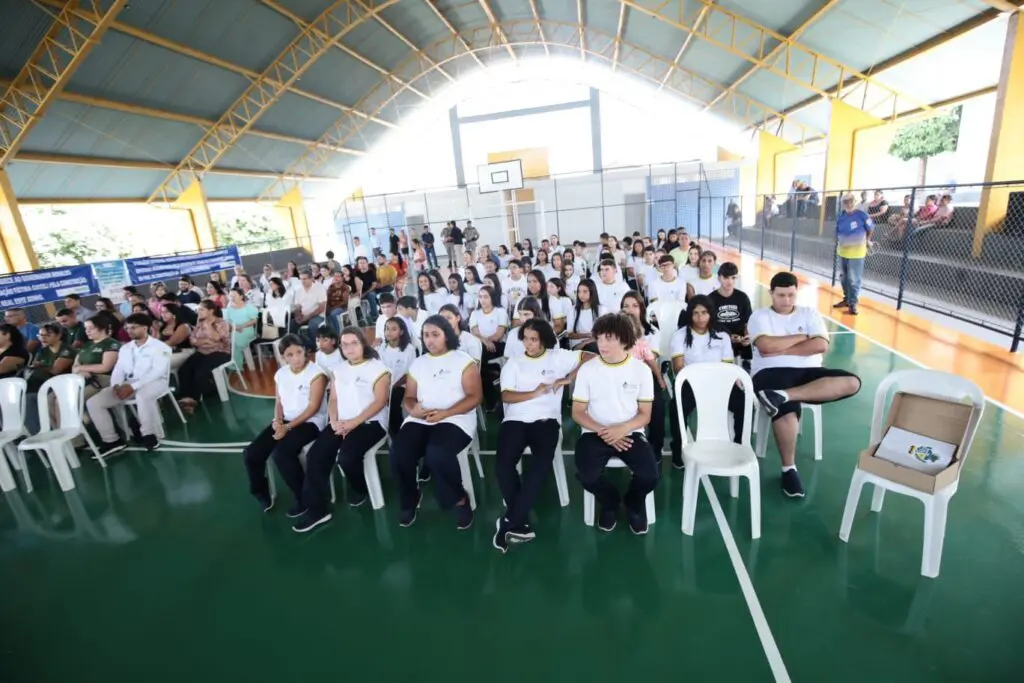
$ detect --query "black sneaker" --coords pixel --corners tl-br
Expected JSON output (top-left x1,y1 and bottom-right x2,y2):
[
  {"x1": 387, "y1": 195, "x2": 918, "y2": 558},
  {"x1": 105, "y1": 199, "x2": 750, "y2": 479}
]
[
  {"x1": 506, "y1": 523, "x2": 536, "y2": 543},
  {"x1": 756, "y1": 390, "x2": 787, "y2": 419},
  {"x1": 417, "y1": 465, "x2": 432, "y2": 483},
  {"x1": 627, "y1": 509, "x2": 649, "y2": 535},
  {"x1": 832, "y1": 299, "x2": 849, "y2": 309},
  {"x1": 349, "y1": 492, "x2": 368, "y2": 508},
  {"x1": 292, "y1": 511, "x2": 332, "y2": 533},
  {"x1": 672, "y1": 457, "x2": 685, "y2": 471},
  {"x1": 398, "y1": 507, "x2": 417, "y2": 527},
  {"x1": 256, "y1": 493, "x2": 274, "y2": 513},
  {"x1": 781, "y1": 469, "x2": 806, "y2": 498},
  {"x1": 286, "y1": 502, "x2": 307, "y2": 519},
  {"x1": 492, "y1": 518, "x2": 509, "y2": 554},
  {"x1": 598, "y1": 507, "x2": 617, "y2": 532},
  {"x1": 141, "y1": 434, "x2": 161, "y2": 451},
  {"x1": 98, "y1": 439, "x2": 126, "y2": 457},
  {"x1": 455, "y1": 503, "x2": 474, "y2": 530},
  {"x1": 849, "y1": 304, "x2": 859, "y2": 315}
]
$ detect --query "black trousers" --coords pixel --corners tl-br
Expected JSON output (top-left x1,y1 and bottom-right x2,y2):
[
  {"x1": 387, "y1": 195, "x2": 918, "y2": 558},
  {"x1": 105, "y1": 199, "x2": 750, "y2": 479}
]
[
  {"x1": 178, "y1": 350, "x2": 231, "y2": 401},
  {"x1": 496, "y1": 419, "x2": 560, "y2": 528},
  {"x1": 753, "y1": 367, "x2": 861, "y2": 421},
  {"x1": 388, "y1": 385, "x2": 405, "y2": 436},
  {"x1": 649, "y1": 385, "x2": 667, "y2": 457},
  {"x1": 575, "y1": 432, "x2": 658, "y2": 512},
  {"x1": 302, "y1": 421, "x2": 387, "y2": 516},
  {"x1": 673, "y1": 382, "x2": 746, "y2": 444},
  {"x1": 389, "y1": 421, "x2": 471, "y2": 512},
  {"x1": 243, "y1": 422, "x2": 321, "y2": 502},
  {"x1": 480, "y1": 343, "x2": 505, "y2": 409}
]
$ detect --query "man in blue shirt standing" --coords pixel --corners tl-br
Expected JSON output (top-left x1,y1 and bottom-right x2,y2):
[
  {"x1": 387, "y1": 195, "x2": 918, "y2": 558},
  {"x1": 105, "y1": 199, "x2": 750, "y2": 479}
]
[
  {"x1": 5, "y1": 307, "x2": 40, "y2": 354},
  {"x1": 421, "y1": 224, "x2": 438, "y2": 268},
  {"x1": 834, "y1": 193, "x2": 874, "y2": 316}
]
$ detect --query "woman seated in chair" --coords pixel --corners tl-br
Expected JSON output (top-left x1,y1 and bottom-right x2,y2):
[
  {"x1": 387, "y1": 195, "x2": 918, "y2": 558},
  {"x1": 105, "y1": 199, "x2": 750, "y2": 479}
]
[
  {"x1": 72, "y1": 311, "x2": 121, "y2": 403},
  {"x1": 378, "y1": 316, "x2": 417, "y2": 436},
  {"x1": 504, "y1": 297, "x2": 542, "y2": 360},
  {"x1": 0, "y1": 324, "x2": 29, "y2": 380},
  {"x1": 176, "y1": 300, "x2": 231, "y2": 413},
  {"x1": 293, "y1": 328, "x2": 390, "y2": 533},
  {"x1": 159, "y1": 305, "x2": 193, "y2": 371},
  {"x1": 571, "y1": 313, "x2": 658, "y2": 535},
  {"x1": 469, "y1": 285, "x2": 507, "y2": 411},
  {"x1": 567, "y1": 279, "x2": 600, "y2": 351},
  {"x1": 621, "y1": 291, "x2": 670, "y2": 466},
  {"x1": 223, "y1": 288, "x2": 259, "y2": 368},
  {"x1": 243, "y1": 334, "x2": 326, "y2": 516},
  {"x1": 439, "y1": 304, "x2": 481, "y2": 364},
  {"x1": 389, "y1": 315, "x2": 481, "y2": 529},
  {"x1": 493, "y1": 319, "x2": 587, "y2": 553},
  {"x1": 27, "y1": 323, "x2": 76, "y2": 394},
  {"x1": 670, "y1": 294, "x2": 746, "y2": 464}
]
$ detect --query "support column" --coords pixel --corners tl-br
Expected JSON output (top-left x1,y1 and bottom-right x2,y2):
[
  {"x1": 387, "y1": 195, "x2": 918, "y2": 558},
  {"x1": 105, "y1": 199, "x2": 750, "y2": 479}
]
[
  {"x1": 975, "y1": 12, "x2": 1024, "y2": 257},
  {"x1": 0, "y1": 169, "x2": 40, "y2": 274},
  {"x1": 275, "y1": 187, "x2": 313, "y2": 252},
  {"x1": 820, "y1": 100, "x2": 882, "y2": 233},
  {"x1": 590, "y1": 87, "x2": 603, "y2": 172},
  {"x1": 756, "y1": 131, "x2": 797, "y2": 198},
  {"x1": 449, "y1": 105, "x2": 466, "y2": 188},
  {"x1": 174, "y1": 179, "x2": 217, "y2": 251}
]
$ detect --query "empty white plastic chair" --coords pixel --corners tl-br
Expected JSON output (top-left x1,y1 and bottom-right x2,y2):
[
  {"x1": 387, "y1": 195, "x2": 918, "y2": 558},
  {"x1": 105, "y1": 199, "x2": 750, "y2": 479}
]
[
  {"x1": 517, "y1": 428, "x2": 570, "y2": 507},
  {"x1": 648, "y1": 300, "x2": 687, "y2": 396},
  {"x1": 676, "y1": 363, "x2": 759, "y2": 538},
  {"x1": 213, "y1": 329, "x2": 250, "y2": 401},
  {"x1": 838, "y1": 369, "x2": 984, "y2": 578},
  {"x1": 755, "y1": 402, "x2": 822, "y2": 460},
  {"x1": 0, "y1": 378, "x2": 28, "y2": 492},
  {"x1": 17, "y1": 375, "x2": 98, "y2": 493}
]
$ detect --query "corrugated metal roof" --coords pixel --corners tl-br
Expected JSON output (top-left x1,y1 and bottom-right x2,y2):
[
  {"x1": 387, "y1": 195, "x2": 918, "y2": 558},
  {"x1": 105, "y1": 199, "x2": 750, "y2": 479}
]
[
  {"x1": 217, "y1": 134, "x2": 309, "y2": 174},
  {"x1": 254, "y1": 91, "x2": 347, "y2": 142},
  {"x1": 299, "y1": 48, "x2": 387, "y2": 108},
  {"x1": 377, "y1": 2, "x2": 451, "y2": 47},
  {"x1": 0, "y1": 0, "x2": 51, "y2": 75},
  {"x1": 6, "y1": 162, "x2": 164, "y2": 199},
  {"x1": 273, "y1": 0, "x2": 338, "y2": 23},
  {"x1": 340, "y1": 18, "x2": 411, "y2": 72}
]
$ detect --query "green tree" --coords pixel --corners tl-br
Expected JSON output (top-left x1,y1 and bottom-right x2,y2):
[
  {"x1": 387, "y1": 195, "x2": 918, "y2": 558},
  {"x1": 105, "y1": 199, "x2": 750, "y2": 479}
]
[
  {"x1": 888, "y1": 105, "x2": 962, "y2": 186},
  {"x1": 37, "y1": 231, "x2": 99, "y2": 267},
  {"x1": 213, "y1": 208, "x2": 286, "y2": 255}
]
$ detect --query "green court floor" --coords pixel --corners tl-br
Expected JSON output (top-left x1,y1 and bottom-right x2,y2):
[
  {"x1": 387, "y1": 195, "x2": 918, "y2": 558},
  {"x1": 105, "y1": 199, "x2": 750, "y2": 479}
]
[{"x1": 2, "y1": 298, "x2": 1022, "y2": 682}]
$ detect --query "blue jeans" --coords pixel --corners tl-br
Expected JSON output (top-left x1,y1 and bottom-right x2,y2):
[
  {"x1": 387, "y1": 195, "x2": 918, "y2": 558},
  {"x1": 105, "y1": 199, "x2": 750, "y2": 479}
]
[
  {"x1": 304, "y1": 315, "x2": 325, "y2": 348},
  {"x1": 327, "y1": 308, "x2": 348, "y2": 333},
  {"x1": 840, "y1": 257, "x2": 865, "y2": 306}
]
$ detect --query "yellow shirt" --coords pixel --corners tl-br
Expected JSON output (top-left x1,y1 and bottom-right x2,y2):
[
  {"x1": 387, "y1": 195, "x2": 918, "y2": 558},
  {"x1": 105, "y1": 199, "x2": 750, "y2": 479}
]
[{"x1": 377, "y1": 264, "x2": 398, "y2": 287}]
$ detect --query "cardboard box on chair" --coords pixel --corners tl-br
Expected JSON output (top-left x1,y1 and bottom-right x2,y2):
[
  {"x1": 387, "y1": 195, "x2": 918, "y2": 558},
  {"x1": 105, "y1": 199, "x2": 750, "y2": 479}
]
[{"x1": 858, "y1": 392, "x2": 977, "y2": 494}]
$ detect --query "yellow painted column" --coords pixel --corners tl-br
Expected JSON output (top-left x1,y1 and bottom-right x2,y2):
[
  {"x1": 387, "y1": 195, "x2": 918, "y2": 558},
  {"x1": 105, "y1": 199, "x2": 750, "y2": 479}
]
[
  {"x1": 174, "y1": 179, "x2": 217, "y2": 251},
  {"x1": 756, "y1": 131, "x2": 797, "y2": 198},
  {"x1": 0, "y1": 169, "x2": 40, "y2": 274},
  {"x1": 275, "y1": 187, "x2": 312, "y2": 252},
  {"x1": 974, "y1": 12, "x2": 1024, "y2": 257},
  {"x1": 820, "y1": 100, "x2": 882, "y2": 233},
  {"x1": 717, "y1": 146, "x2": 743, "y2": 163}
]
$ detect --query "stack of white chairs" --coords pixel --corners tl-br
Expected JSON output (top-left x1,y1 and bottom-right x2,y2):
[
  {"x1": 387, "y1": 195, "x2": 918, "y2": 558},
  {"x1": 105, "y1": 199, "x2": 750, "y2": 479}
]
[
  {"x1": 838, "y1": 369, "x2": 984, "y2": 578},
  {"x1": 676, "y1": 363, "x2": 760, "y2": 539},
  {"x1": 16, "y1": 375, "x2": 100, "y2": 492}
]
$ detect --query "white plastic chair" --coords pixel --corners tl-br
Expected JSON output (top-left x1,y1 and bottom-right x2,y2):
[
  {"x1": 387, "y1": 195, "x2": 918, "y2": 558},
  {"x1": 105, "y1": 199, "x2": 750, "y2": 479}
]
[
  {"x1": 456, "y1": 444, "x2": 477, "y2": 510},
  {"x1": 255, "y1": 308, "x2": 290, "y2": 371},
  {"x1": 269, "y1": 433, "x2": 390, "y2": 510},
  {"x1": 583, "y1": 456, "x2": 656, "y2": 526},
  {"x1": 115, "y1": 363, "x2": 185, "y2": 445},
  {"x1": 0, "y1": 378, "x2": 28, "y2": 492},
  {"x1": 648, "y1": 299, "x2": 687, "y2": 396},
  {"x1": 676, "y1": 363, "x2": 759, "y2": 538},
  {"x1": 838, "y1": 369, "x2": 984, "y2": 578},
  {"x1": 517, "y1": 427, "x2": 570, "y2": 507},
  {"x1": 755, "y1": 402, "x2": 822, "y2": 461},
  {"x1": 17, "y1": 375, "x2": 99, "y2": 492},
  {"x1": 213, "y1": 329, "x2": 250, "y2": 401},
  {"x1": 470, "y1": 432, "x2": 484, "y2": 478}
]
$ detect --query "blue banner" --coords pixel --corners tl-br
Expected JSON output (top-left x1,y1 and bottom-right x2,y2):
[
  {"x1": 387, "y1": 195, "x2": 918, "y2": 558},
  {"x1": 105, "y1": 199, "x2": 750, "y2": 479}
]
[
  {"x1": 125, "y1": 246, "x2": 241, "y2": 285},
  {"x1": 0, "y1": 264, "x2": 97, "y2": 308}
]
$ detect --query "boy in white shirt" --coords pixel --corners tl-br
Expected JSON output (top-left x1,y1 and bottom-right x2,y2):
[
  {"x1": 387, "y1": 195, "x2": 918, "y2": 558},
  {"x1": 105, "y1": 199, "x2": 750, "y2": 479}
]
[
  {"x1": 572, "y1": 313, "x2": 658, "y2": 535},
  {"x1": 503, "y1": 259, "x2": 529, "y2": 310},
  {"x1": 686, "y1": 250, "x2": 720, "y2": 300},
  {"x1": 374, "y1": 293, "x2": 398, "y2": 344},
  {"x1": 646, "y1": 254, "x2": 687, "y2": 303},
  {"x1": 314, "y1": 328, "x2": 345, "y2": 376},
  {"x1": 396, "y1": 296, "x2": 423, "y2": 344},
  {"x1": 594, "y1": 259, "x2": 630, "y2": 315},
  {"x1": 750, "y1": 272, "x2": 861, "y2": 498}
]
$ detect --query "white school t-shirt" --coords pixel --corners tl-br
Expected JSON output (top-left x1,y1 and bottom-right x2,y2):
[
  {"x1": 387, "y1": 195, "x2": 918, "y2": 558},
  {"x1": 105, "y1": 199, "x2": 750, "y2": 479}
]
[
  {"x1": 420, "y1": 291, "x2": 448, "y2": 314},
  {"x1": 374, "y1": 314, "x2": 389, "y2": 343},
  {"x1": 275, "y1": 362, "x2": 328, "y2": 430},
  {"x1": 405, "y1": 350, "x2": 478, "y2": 437},
  {"x1": 748, "y1": 306, "x2": 829, "y2": 375},
  {"x1": 548, "y1": 296, "x2": 571, "y2": 322},
  {"x1": 380, "y1": 342, "x2": 417, "y2": 386},
  {"x1": 469, "y1": 307, "x2": 509, "y2": 339},
  {"x1": 333, "y1": 358, "x2": 390, "y2": 427},
  {"x1": 447, "y1": 292, "x2": 473, "y2": 319},
  {"x1": 315, "y1": 349, "x2": 345, "y2": 377},
  {"x1": 572, "y1": 356, "x2": 654, "y2": 433},
  {"x1": 679, "y1": 264, "x2": 700, "y2": 284},
  {"x1": 503, "y1": 330, "x2": 525, "y2": 359},
  {"x1": 670, "y1": 328, "x2": 734, "y2": 366},
  {"x1": 595, "y1": 280, "x2": 631, "y2": 315},
  {"x1": 458, "y1": 330, "x2": 483, "y2": 364},
  {"x1": 637, "y1": 263, "x2": 658, "y2": 292},
  {"x1": 647, "y1": 276, "x2": 688, "y2": 303},
  {"x1": 501, "y1": 348, "x2": 581, "y2": 423},
  {"x1": 687, "y1": 274, "x2": 718, "y2": 297},
  {"x1": 538, "y1": 264, "x2": 558, "y2": 281},
  {"x1": 503, "y1": 275, "x2": 530, "y2": 308},
  {"x1": 569, "y1": 307, "x2": 596, "y2": 336}
]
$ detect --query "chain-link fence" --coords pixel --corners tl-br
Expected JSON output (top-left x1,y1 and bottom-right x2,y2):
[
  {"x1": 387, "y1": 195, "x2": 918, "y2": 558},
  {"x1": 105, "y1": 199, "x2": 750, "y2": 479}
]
[{"x1": 711, "y1": 182, "x2": 1024, "y2": 352}]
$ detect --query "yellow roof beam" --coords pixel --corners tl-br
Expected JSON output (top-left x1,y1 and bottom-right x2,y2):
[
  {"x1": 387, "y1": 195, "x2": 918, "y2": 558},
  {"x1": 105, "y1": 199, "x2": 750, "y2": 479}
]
[
  {"x1": 978, "y1": 0, "x2": 1020, "y2": 12},
  {"x1": 577, "y1": 0, "x2": 586, "y2": 61},
  {"x1": 422, "y1": 0, "x2": 487, "y2": 69},
  {"x1": 148, "y1": 0, "x2": 401, "y2": 205},
  {"x1": 476, "y1": 0, "x2": 517, "y2": 61},
  {"x1": 527, "y1": 0, "x2": 550, "y2": 57},
  {"x1": 612, "y1": 2, "x2": 627, "y2": 71},
  {"x1": 658, "y1": 0, "x2": 715, "y2": 90},
  {"x1": 352, "y1": 0, "x2": 457, "y2": 81},
  {"x1": 259, "y1": 20, "x2": 821, "y2": 202},
  {"x1": 1, "y1": 0, "x2": 128, "y2": 166}
]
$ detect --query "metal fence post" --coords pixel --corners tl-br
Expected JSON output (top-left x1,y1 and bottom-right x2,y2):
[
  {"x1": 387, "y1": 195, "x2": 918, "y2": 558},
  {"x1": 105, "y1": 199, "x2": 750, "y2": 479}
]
[
  {"x1": 830, "y1": 199, "x2": 840, "y2": 287},
  {"x1": 896, "y1": 188, "x2": 917, "y2": 311},
  {"x1": 672, "y1": 163, "x2": 678, "y2": 228},
  {"x1": 722, "y1": 196, "x2": 727, "y2": 246},
  {"x1": 759, "y1": 195, "x2": 765, "y2": 261},
  {"x1": 1012, "y1": 294, "x2": 1024, "y2": 353},
  {"x1": 599, "y1": 167, "x2": 606, "y2": 233},
  {"x1": 739, "y1": 197, "x2": 744, "y2": 255},
  {"x1": 697, "y1": 194, "x2": 703, "y2": 242},
  {"x1": 553, "y1": 176, "x2": 560, "y2": 239},
  {"x1": 789, "y1": 205, "x2": 798, "y2": 271}
]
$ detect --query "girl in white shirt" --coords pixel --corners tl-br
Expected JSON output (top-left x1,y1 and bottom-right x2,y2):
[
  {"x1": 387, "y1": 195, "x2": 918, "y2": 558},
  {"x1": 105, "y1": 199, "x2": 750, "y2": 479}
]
[
  {"x1": 621, "y1": 291, "x2": 670, "y2": 463},
  {"x1": 670, "y1": 294, "x2": 745, "y2": 462},
  {"x1": 493, "y1": 319, "x2": 588, "y2": 553},
  {"x1": 265, "y1": 277, "x2": 293, "y2": 331},
  {"x1": 379, "y1": 317, "x2": 417, "y2": 435},
  {"x1": 463, "y1": 265, "x2": 483, "y2": 311},
  {"x1": 535, "y1": 250, "x2": 557, "y2": 281},
  {"x1": 545, "y1": 278, "x2": 571, "y2": 335},
  {"x1": 390, "y1": 315, "x2": 482, "y2": 529},
  {"x1": 567, "y1": 279, "x2": 600, "y2": 351},
  {"x1": 295, "y1": 328, "x2": 390, "y2": 533},
  {"x1": 416, "y1": 272, "x2": 447, "y2": 314},
  {"x1": 513, "y1": 270, "x2": 553, "y2": 326},
  {"x1": 446, "y1": 273, "x2": 473, "y2": 319},
  {"x1": 505, "y1": 297, "x2": 542, "y2": 359},
  {"x1": 469, "y1": 285, "x2": 508, "y2": 411},
  {"x1": 440, "y1": 304, "x2": 482, "y2": 364},
  {"x1": 314, "y1": 327, "x2": 344, "y2": 377},
  {"x1": 243, "y1": 334, "x2": 326, "y2": 518},
  {"x1": 549, "y1": 253, "x2": 564, "y2": 284},
  {"x1": 571, "y1": 313, "x2": 658, "y2": 535},
  {"x1": 679, "y1": 245, "x2": 701, "y2": 285},
  {"x1": 561, "y1": 262, "x2": 581, "y2": 300},
  {"x1": 483, "y1": 272, "x2": 506, "y2": 310}
]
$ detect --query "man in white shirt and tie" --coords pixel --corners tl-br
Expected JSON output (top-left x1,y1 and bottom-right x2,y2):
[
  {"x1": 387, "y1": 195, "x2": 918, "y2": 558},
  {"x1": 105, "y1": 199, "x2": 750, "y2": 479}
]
[{"x1": 87, "y1": 312, "x2": 172, "y2": 454}]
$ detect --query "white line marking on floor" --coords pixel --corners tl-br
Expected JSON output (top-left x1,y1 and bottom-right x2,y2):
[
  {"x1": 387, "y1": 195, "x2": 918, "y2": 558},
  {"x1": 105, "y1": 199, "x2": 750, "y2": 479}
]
[
  {"x1": 125, "y1": 446, "x2": 243, "y2": 453},
  {"x1": 703, "y1": 476, "x2": 791, "y2": 683},
  {"x1": 161, "y1": 440, "x2": 252, "y2": 448}
]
